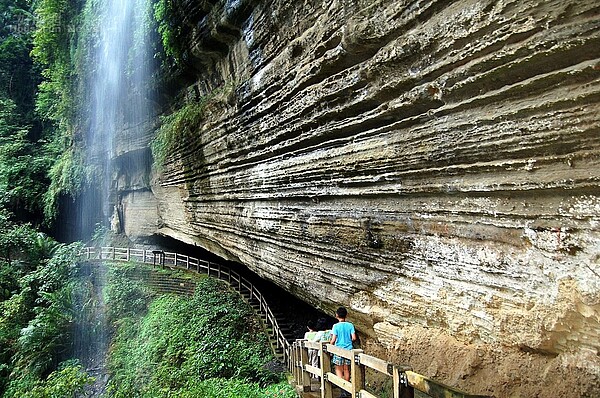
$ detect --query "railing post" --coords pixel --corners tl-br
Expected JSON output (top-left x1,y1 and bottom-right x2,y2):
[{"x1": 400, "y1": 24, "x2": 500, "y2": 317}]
[
  {"x1": 299, "y1": 340, "x2": 311, "y2": 392},
  {"x1": 321, "y1": 343, "x2": 333, "y2": 398},
  {"x1": 263, "y1": 298, "x2": 268, "y2": 322},
  {"x1": 351, "y1": 349, "x2": 365, "y2": 398},
  {"x1": 291, "y1": 344, "x2": 295, "y2": 374},
  {"x1": 218, "y1": 263, "x2": 221, "y2": 279},
  {"x1": 126, "y1": 248, "x2": 130, "y2": 261},
  {"x1": 143, "y1": 249, "x2": 146, "y2": 263},
  {"x1": 294, "y1": 342, "x2": 301, "y2": 388},
  {"x1": 208, "y1": 262, "x2": 211, "y2": 276},
  {"x1": 186, "y1": 256, "x2": 190, "y2": 270},
  {"x1": 393, "y1": 366, "x2": 414, "y2": 398},
  {"x1": 290, "y1": 342, "x2": 295, "y2": 374},
  {"x1": 292, "y1": 342, "x2": 298, "y2": 387},
  {"x1": 112, "y1": 246, "x2": 115, "y2": 260}
]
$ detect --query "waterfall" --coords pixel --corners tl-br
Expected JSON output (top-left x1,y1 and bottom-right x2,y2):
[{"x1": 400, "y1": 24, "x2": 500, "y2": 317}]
[
  {"x1": 71, "y1": 0, "x2": 155, "y2": 394},
  {"x1": 81, "y1": 0, "x2": 154, "y2": 239},
  {"x1": 72, "y1": 263, "x2": 110, "y2": 397}
]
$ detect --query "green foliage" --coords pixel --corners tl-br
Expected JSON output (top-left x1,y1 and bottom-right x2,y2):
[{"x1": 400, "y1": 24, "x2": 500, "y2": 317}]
[
  {"x1": 151, "y1": 101, "x2": 208, "y2": 171},
  {"x1": 3, "y1": 361, "x2": 94, "y2": 398},
  {"x1": 104, "y1": 262, "x2": 152, "y2": 323},
  {"x1": 0, "y1": 36, "x2": 37, "y2": 118},
  {"x1": 90, "y1": 223, "x2": 109, "y2": 245},
  {"x1": 30, "y1": 0, "x2": 75, "y2": 66},
  {"x1": 0, "y1": 74, "x2": 51, "y2": 222},
  {"x1": 0, "y1": 0, "x2": 83, "y2": 225},
  {"x1": 29, "y1": 0, "x2": 90, "y2": 223},
  {"x1": 151, "y1": 83, "x2": 234, "y2": 171},
  {"x1": 0, "y1": 1, "x2": 38, "y2": 116},
  {"x1": 41, "y1": 139, "x2": 87, "y2": 222},
  {"x1": 106, "y1": 276, "x2": 293, "y2": 398},
  {"x1": 0, "y1": 209, "x2": 37, "y2": 265},
  {"x1": 11, "y1": 242, "x2": 81, "y2": 373},
  {"x1": 153, "y1": 0, "x2": 182, "y2": 63},
  {"x1": 31, "y1": 0, "x2": 79, "y2": 139},
  {"x1": 166, "y1": 378, "x2": 296, "y2": 398},
  {"x1": 0, "y1": 235, "x2": 83, "y2": 396}
]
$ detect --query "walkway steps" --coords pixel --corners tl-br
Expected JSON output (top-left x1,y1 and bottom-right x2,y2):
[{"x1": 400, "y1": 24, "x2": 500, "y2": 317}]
[{"x1": 239, "y1": 289, "x2": 292, "y2": 362}]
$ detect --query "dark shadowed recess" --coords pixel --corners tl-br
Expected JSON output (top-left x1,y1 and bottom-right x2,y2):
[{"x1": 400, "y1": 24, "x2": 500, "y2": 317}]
[{"x1": 152, "y1": 235, "x2": 336, "y2": 340}]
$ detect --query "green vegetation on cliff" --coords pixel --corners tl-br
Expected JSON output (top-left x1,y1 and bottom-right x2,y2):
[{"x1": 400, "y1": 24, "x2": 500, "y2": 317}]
[
  {"x1": 152, "y1": 83, "x2": 235, "y2": 171},
  {"x1": 151, "y1": 101, "x2": 208, "y2": 170},
  {"x1": 0, "y1": 0, "x2": 91, "y2": 224},
  {"x1": 0, "y1": 3, "x2": 94, "y2": 394},
  {"x1": 153, "y1": 0, "x2": 182, "y2": 64},
  {"x1": 31, "y1": 0, "x2": 96, "y2": 222}
]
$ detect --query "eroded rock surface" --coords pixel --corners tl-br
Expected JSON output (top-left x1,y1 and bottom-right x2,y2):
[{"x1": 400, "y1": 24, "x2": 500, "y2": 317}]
[{"x1": 115, "y1": 0, "x2": 600, "y2": 396}]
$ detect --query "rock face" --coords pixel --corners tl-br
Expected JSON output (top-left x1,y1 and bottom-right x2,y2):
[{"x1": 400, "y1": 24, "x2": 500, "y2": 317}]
[{"x1": 115, "y1": 0, "x2": 600, "y2": 396}]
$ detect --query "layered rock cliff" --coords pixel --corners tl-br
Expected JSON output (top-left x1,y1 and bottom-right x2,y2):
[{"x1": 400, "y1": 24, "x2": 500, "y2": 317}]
[{"x1": 113, "y1": 0, "x2": 600, "y2": 396}]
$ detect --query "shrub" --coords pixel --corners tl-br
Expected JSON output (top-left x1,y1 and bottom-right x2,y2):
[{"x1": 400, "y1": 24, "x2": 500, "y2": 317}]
[
  {"x1": 106, "y1": 276, "x2": 293, "y2": 397},
  {"x1": 103, "y1": 262, "x2": 152, "y2": 323},
  {"x1": 3, "y1": 361, "x2": 93, "y2": 398}
]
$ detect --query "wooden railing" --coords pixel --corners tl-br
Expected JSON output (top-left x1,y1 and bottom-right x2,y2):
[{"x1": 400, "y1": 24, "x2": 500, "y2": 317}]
[
  {"x1": 81, "y1": 247, "x2": 291, "y2": 364},
  {"x1": 291, "y1": 339, "x2": 491, "y2": 398}
]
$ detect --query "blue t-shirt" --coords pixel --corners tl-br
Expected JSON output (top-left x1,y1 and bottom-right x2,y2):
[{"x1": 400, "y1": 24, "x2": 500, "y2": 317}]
[{"x1": 331, "y1": 321, "x2": 355, "y2": 350}]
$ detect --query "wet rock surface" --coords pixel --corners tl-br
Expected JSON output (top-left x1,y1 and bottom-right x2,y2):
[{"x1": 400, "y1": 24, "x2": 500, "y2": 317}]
[{"x1": 113, "y1": 1, "x2": 600, "y2": 396}]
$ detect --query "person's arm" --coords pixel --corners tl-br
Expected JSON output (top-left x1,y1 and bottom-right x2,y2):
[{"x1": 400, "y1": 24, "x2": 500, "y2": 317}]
[
  {"x1": 351, "y1": 332, "x2": 356, "y2": 341},
  {"x1": 312, "y1": 331, "x2": 323, "y2": 342},
  {"x1": 330, "y1": 325, "x2": 337, "y2": 344}
]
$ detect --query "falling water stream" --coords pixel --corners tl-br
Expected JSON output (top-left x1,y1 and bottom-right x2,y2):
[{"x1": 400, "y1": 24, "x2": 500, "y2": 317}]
[
  {"x1": 73, "y1": 0, "x2": 154, "y2": 394},
  {"x1": 72, "y1": 263, "x2": 110, "y2": 396},
  {"x1": 83, "y1": 0, "x2": 153, "y2": 237}
]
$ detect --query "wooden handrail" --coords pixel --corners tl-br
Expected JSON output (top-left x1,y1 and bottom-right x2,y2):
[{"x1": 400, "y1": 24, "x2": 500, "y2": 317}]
[
  {"x1": 81, "y1": 246, "x2": 292, "y2": 364},
  {"x1": 291, "y1": 339, "x2": 492, "y2": 398}
]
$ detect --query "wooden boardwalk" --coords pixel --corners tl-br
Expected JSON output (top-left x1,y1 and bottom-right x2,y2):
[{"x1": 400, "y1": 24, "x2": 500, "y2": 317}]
[{"x1": 291, "y1": 340, "x2": 491, "y2": 398}]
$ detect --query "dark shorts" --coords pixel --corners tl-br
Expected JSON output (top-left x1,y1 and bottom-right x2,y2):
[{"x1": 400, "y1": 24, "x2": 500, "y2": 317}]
[{"x1": 332, "y1": 354, "x2": 351, "y2": 366}]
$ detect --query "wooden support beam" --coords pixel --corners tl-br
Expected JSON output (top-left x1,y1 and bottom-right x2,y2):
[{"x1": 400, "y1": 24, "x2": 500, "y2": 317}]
[
  {"x1": 359, "y1": 390, "x2": 378, "y2": 398},
  {"x1": 305, "y1": 364, "x2": 321, "y2": 377},
  {"x1": 327, "y1": 372, "x2": 352, "y2": 392},
  {"x1": 321, "y1": 343, "x2": 334, "y2": 398},
  {"x1": 326, "y1": 344, "x2": 351, "y2": 359},
  {"x1": 394, "y1": 366, "x2": 414, "y2": 398},
  {"x1": 299, "y1": 342, "x2": 311, "y2": 391},
  {"x1": 351, "y1": 349, "x2": 365, "y2": 398},
  {"x1": 358, "y1": 353, "x2": 397, "y2": 375},
  {"x1": 405, "y1": 371, "x2": 488, "y2": 398}
]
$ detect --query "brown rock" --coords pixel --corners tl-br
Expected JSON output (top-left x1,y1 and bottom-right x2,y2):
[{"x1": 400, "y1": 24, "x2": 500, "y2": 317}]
[{"x1": 113, "y1": 1, "x2": 600, "y2": 396}]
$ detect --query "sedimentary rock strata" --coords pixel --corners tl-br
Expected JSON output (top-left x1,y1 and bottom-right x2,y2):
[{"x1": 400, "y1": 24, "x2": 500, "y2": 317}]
[{"x1": 115, "y1": 0, "x2": 600, "y2": 396}]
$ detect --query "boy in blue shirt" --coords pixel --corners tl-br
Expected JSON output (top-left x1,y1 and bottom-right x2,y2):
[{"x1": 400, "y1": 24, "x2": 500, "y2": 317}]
[{"x1": 330, "y1": 306, "x2": 356, "y2": 393}]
